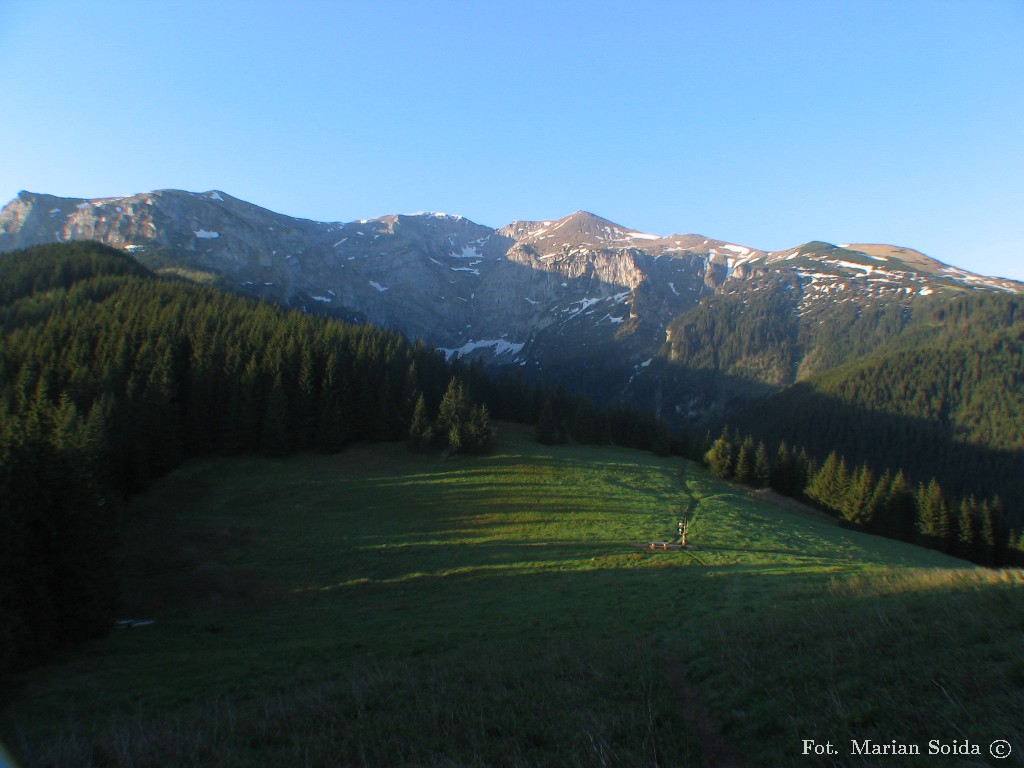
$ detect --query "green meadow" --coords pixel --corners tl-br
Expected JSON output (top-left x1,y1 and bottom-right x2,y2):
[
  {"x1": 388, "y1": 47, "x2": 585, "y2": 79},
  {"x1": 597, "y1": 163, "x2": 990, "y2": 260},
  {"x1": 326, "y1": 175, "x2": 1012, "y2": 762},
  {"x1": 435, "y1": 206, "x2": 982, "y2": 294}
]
[{"x1": 3, "y1": 424, "x2": 1023, "y2": 767}]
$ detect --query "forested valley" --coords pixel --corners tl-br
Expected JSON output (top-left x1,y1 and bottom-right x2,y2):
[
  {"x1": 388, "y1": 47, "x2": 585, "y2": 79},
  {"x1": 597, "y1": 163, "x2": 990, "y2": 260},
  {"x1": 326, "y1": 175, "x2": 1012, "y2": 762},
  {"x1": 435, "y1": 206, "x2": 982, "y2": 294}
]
[
  {"x1": 2, "y1": 242, "x2": 1024, "y2": 680},
  {"x1": 644, "y1": 276, "x2": 1024, "y2": 538},
  {"x1": 0, "y1": 242, "x2": 669, "y2": 676}
]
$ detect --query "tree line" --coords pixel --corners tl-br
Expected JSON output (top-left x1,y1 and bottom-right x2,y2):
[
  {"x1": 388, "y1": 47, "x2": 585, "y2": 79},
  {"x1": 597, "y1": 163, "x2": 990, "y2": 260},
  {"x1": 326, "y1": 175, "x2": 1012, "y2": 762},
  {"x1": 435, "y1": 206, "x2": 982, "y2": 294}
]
[
  {"x1": 4, "y1": 241, "x2": 1021, "y2": 676},
  {"x1": 660, "y1": 273, "x2": 1024, "y2": 525},
  {"x1": 0, "y1": 243, "x2": 482, "y2": 673},
  {"x1": 740, "y1": 324, "x2": 1024, "y2": 525},
  {"x1": 0, "y1": 242, "x2": 673, "y2": 675},
  {"x1": 696, "y1": 427, "x2": 1023, "y2": 567}
]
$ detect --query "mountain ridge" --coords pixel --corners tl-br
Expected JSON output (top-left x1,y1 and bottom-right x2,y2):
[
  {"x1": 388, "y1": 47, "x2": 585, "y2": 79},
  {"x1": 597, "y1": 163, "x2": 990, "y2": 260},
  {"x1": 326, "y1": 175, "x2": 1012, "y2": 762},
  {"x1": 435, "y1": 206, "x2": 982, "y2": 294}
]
[
  {"x1": 5, "y1": 188, "x2": 1016, "y2": 287},
  {"x1": 3, "y1": 188, "x2": 1022, "y2": 419}
]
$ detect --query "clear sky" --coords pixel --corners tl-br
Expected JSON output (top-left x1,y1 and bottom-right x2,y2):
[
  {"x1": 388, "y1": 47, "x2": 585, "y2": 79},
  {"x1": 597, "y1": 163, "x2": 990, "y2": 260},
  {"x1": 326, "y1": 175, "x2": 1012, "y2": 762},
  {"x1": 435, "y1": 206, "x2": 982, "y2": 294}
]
[{"x1": 1, "y1": 1, "x2": 1022, "y2": 279}]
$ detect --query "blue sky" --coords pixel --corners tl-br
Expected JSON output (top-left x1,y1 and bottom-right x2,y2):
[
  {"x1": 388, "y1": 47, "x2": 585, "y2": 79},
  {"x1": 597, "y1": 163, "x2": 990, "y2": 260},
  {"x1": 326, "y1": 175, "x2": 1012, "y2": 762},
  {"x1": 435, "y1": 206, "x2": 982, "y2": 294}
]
[{"x1": 1, "y1": 1, "x2": 1022, "y2": 279}]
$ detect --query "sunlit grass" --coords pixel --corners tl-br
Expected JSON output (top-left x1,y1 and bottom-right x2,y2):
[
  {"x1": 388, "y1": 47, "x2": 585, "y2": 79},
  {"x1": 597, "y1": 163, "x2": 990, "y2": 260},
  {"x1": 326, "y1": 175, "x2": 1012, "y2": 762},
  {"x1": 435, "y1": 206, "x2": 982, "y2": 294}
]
[{"x1": 3, "y1": 423, "x2": 1021, "y2": 767}]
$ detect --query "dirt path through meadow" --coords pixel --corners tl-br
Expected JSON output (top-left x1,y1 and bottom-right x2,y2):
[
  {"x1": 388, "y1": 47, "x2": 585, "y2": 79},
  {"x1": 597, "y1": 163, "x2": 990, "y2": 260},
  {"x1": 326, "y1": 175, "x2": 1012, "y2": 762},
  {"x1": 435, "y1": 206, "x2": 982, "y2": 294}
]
[{"x1": 662, "y1": 651, "x2": 746, "y2": 768}]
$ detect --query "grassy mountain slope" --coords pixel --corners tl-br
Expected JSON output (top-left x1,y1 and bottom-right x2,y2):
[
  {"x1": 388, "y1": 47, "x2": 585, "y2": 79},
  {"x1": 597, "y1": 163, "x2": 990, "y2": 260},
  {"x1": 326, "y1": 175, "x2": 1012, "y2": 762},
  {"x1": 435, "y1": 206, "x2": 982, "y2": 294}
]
[{"x1": 3, "y1": 426, "x2": 1021, "y2": 767}]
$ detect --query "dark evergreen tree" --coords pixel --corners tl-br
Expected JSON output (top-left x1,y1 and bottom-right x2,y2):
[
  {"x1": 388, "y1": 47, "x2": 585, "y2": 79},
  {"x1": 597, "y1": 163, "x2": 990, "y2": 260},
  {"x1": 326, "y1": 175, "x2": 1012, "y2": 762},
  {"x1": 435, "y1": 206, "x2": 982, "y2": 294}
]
[
  {"x1": 437, "y1": 378, "x2": 469, "y2": 439},
  {"x1": 260, "y1": 372, "x2": 290, "y2": 457},
  {"x1": 408, "y1": 393, "x2": 434, "y2": 452},
  {"x1": 842, "y1": 463, "x2": 875, "y2": 526},
  {"x1": 734, "y1": 436, "x2": 755, "y2": 485},
  {"x1": 916, "y1": 478, "x2": 949, "y2": 548},
  {"x1": 771, "y1": 441, "x2": 798, "y2": 496},
  {"x1": 956, "y1": 496, "x2": 978, "y2": 561},
  {"x1": 652, "y1": 422, "x2": 672, "y2": 457},
  {"x1": 753, "y1": 441, "x2": 771, "y2": 488},
  {"x1": 292, "y1": 347, "x2": 319, "y2": 450},
  {"x1": 536, "y1": 396, "x2": 564, "y2": 445},
  {"x1": 883, "y1": 470, "x2": 918, "y2": 542},
  {"x1": 978, "y1": 499, "x2": 997, "y2": 565},
  {"x1": 465, "y1": 403, "x2": 493, "y2": 454},
  {"x1": 316, "y1": 366, "x2": 351, "y2": 454},
  {"x1": 805, "y1": 452, "x2": 849, "y2": 512},
  {"x1": 864, "y1": 469, "x2": 893, "y2": 534}
]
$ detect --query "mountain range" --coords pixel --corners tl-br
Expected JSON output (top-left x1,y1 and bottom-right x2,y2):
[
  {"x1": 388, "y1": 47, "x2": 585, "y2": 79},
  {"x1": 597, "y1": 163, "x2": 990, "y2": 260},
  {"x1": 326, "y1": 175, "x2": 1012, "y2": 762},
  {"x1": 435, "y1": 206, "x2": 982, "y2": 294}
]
[{"x1": 2, "y1": 188, "x2": 1022, "y2": 421}]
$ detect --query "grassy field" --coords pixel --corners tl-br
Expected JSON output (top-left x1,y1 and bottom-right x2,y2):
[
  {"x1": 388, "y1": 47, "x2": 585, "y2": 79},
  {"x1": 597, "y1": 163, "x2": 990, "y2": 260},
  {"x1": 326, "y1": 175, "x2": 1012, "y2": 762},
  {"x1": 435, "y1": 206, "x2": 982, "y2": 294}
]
[{"x1": 2, "y1": 423, "x2": 1023, "y2": 767}]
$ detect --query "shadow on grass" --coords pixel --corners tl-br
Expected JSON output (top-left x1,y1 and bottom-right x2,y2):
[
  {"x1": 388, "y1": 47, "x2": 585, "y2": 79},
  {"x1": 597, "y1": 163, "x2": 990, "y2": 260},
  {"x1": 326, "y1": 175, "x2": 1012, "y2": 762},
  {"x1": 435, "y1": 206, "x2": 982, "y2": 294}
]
[
  {"x1": 668, "y1": 567, "x2": 1024, "y2": 767},
  {"x1": 3, "y1": 558, "x2": 1022, "y2": 768}
]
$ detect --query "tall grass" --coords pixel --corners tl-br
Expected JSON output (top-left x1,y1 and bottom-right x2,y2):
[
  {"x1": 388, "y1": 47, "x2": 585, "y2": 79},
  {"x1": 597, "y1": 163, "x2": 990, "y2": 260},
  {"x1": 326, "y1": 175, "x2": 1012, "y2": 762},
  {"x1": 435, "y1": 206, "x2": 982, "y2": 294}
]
[
  {"x1": 14, "y1": 640, "x2": 697, "y2": 768},
  {"x1": 3, "y1": 425, "x2": 1021, "y2": 767}
]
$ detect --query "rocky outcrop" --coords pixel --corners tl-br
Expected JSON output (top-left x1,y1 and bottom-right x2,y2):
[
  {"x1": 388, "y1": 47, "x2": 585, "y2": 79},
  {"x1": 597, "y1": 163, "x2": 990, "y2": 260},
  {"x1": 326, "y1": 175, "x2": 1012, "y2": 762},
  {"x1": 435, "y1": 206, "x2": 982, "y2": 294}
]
[{"x1": 3, "y1": 188, "x2": 1021, "y2": 385}]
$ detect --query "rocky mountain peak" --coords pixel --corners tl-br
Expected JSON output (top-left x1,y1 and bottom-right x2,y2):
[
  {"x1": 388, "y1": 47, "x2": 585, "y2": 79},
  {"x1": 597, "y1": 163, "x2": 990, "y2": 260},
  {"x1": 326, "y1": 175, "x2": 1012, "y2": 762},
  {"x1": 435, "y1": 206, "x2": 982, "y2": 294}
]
[
  {"x1": 3, "y1": 187, "x2": 1023, "y2": 391},
  {"x1": 501, "y1": 210, "x2": 663, "y2": 252}
]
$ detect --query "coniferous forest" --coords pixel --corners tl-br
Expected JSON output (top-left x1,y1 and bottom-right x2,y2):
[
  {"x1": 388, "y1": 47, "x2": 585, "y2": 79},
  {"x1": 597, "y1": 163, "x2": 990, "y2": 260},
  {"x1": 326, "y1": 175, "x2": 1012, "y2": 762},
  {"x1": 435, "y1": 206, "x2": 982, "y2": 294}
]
[
  {"x1": 648, "y1": 277, "x2": 1024, "y2": 541},
  {"x1": 2, "y1": 242, "x2": 1023, "y2": 679},
  {"x1": 0, "y1": 242, "x2": 668, "y2": 675}
]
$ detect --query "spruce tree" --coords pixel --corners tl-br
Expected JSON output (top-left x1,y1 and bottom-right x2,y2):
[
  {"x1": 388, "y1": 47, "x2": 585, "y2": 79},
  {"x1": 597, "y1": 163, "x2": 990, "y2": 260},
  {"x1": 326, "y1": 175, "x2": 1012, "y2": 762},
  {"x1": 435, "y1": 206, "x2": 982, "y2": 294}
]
[
  {"x1": 795, "y1": 448, "x2": 814, "y2": 496},
  {"x1": 753, "y1": 441, "x2": 771, "y2": 488},
  {"x1": 805, "y1": 452, "x2": 849, "y2": 513},
  {"x1": 704, "y1": 429, "x2": 734, "y2": 479},
  {"x1": 978, "y1": 500, "x2": 997, "y2": 565},
  {"x1": 315, "y1": 365, "x2": 351, "y2": 454},
  {"x1": 465, "y1": 403, "x2": 492, "y2": 454},
  {"x1": 916, "y1": 478, "x2": 948, "y2": 548},
  {"x1": 408, "y1": 393, "x2": 434, "y2": 452},
  {"x1": 771, "y1": 441, "x2": 797, "y2": 495},
  {"x1": 883, "y1": 470, "x2": 917, "y2": 542},
  {"x1": 956, "y1": 496, "x2": 978, "y2": 561},
  {"x1": 842, "y1": 463, "x2": 875, "y2": 526},
  {"x1": 293, "y1": 348, "x2": 319, "y2": 450},
  {"x1": 864, "y1": 469, "x2": 893, "y2": 534},
  {"x1": 734, "y1": 437, "x2": 755, "y2": 485},
  {"x1": 437, "y1": 378, "x2": 469, "y2": 440},
  {"x1": 260, "y1": 372, "x2": 290, "y2": 457},
  {"x1": 447, "y1": 422, "x2": 464, "y2": 454}
]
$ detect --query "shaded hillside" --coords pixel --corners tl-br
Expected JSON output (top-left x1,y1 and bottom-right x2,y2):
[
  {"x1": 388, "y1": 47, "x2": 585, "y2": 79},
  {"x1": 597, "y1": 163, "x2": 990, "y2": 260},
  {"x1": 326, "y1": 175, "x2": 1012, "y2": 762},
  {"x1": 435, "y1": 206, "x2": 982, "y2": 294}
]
[
  {"x1": 5, "y1": 189, "x2": 1021, "y2": 414},
  {"x1": 734, "y1": 305, "x2": 1024, "y2": 524}
]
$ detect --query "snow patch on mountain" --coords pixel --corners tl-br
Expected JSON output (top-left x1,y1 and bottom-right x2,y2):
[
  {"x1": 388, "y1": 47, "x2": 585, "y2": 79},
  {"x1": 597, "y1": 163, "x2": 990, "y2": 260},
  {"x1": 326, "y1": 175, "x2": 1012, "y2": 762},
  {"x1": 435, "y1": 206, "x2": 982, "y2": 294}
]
[
  {"x1": 439, "y1": 338, "x2": 525, "y2": 360},
  {"x1": 722, "y1": 244, "x2": 752, "y2": 255},
  {"x1": 826, "y1": 259, "x2": 874, "y2": 273},
  {"x1": 564, "y1": 297, "x2": 602, "y2": 315}
]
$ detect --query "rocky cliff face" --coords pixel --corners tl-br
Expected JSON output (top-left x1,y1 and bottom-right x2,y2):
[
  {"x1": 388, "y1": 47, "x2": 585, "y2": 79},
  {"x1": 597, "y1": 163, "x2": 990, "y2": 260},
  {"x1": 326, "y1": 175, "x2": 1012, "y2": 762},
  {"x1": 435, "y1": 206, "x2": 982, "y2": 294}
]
[
  {"x1": 0, "y1": 191, "x2": 745, "y2": 369},
  {"x1": 3, "y1": 188, "x2": 1021, "y2": 405}
]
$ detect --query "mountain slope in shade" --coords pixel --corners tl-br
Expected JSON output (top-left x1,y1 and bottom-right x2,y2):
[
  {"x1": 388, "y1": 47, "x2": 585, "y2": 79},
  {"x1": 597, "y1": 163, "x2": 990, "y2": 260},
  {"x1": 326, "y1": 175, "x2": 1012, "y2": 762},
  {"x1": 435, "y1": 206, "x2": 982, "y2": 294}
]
[{"x1": 2, "y1": 188, "x2": 1022, "y2": 418}]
